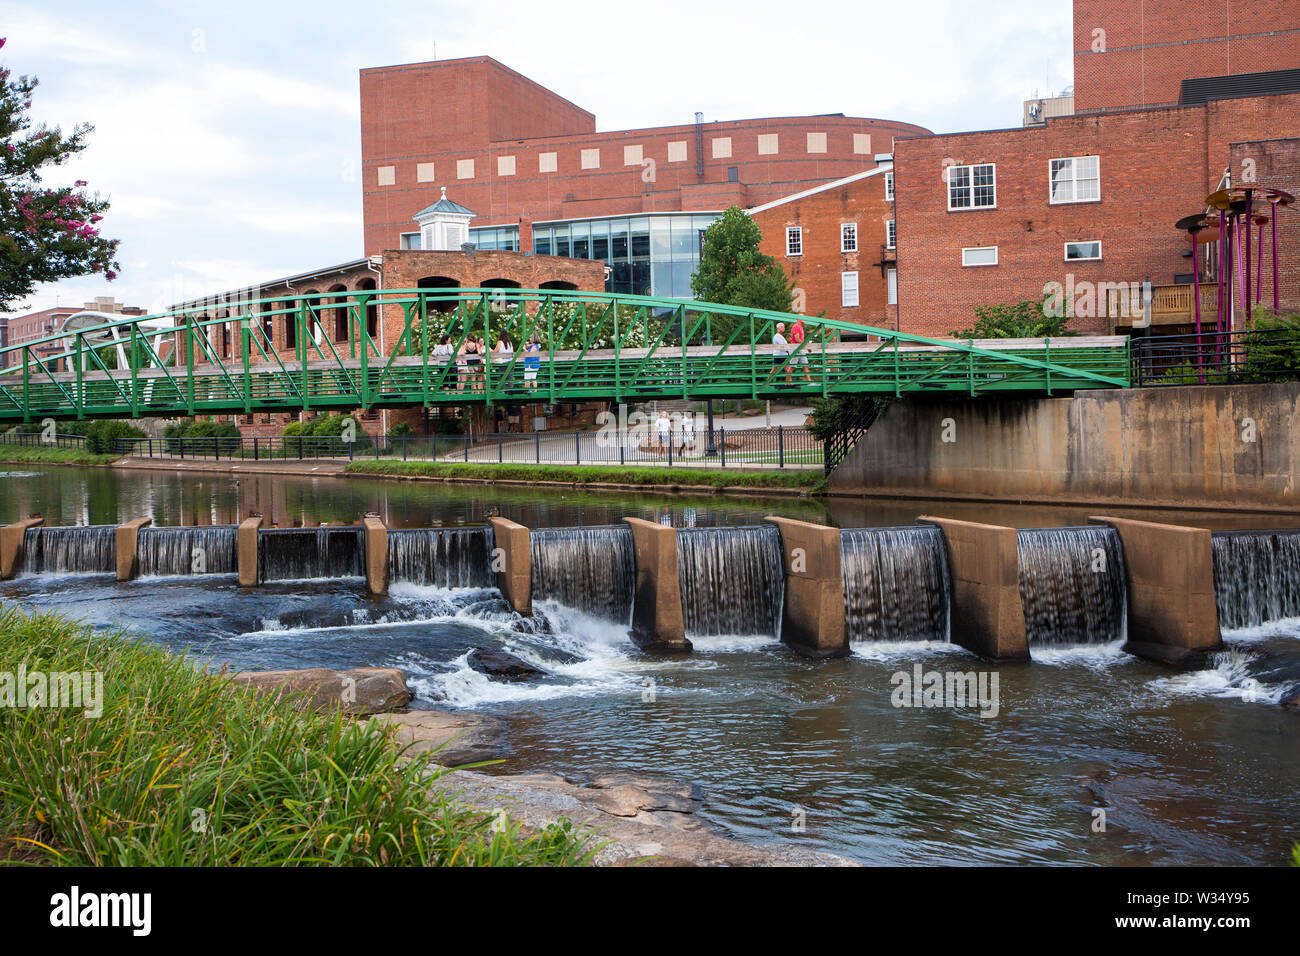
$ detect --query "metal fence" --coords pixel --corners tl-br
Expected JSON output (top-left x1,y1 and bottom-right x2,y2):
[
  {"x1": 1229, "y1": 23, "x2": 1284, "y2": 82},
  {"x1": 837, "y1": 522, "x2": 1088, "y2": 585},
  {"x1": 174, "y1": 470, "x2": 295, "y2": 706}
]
[
  {"x1": 115, "y1": 425, "x2": 824, "y2": 470},
  {"x1": 0, "y1": 432, "x2": 89, "y2": 449},
  {"x1": 1130, "y1": 327, "x2": 1299, "y2": 387}
]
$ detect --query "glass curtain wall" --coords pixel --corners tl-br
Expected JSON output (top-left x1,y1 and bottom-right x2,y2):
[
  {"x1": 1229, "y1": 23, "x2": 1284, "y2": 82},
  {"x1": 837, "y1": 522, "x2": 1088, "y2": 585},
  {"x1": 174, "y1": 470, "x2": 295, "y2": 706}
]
[{"x1": 532, "y1": 213, "x2": 718, "y2": 297}]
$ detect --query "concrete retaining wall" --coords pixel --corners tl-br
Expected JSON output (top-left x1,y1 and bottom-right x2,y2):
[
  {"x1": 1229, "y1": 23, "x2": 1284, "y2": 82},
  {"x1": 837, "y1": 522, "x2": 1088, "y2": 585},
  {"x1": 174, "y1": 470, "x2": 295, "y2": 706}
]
[
  {"x1": 362, "y1": 516, "x2": 387, "y2": 596},
  {"x1": 831, "y1": 382, "x2": 1300, "y2": 511},
  {"x1": 764, "y1": 516, "x2": 847, "y2": 658},
  {"x1": 919, "y1": 516, "x2": 1029, "y2": 661}
]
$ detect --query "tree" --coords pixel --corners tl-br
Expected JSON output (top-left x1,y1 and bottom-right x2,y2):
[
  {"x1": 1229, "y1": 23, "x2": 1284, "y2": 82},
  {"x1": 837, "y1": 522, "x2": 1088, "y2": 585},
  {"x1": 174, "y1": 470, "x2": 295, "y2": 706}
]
[
  {"x1": 691, "y1": 206, "x2": 794, "y2": 341},
  {"x1": 0, "y1": 36, "x2": 121, "y2": 311},
  {"x1": 950, "y1": 297, "x2": 1076, "y2": 339}
]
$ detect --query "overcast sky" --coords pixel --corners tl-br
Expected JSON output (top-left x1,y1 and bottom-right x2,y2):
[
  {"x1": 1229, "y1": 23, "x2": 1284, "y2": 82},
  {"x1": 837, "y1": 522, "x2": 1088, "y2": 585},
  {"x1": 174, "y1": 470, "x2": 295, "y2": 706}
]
[{"x1": 4, "y1": 0, "x2": 1074, "y2": 316}]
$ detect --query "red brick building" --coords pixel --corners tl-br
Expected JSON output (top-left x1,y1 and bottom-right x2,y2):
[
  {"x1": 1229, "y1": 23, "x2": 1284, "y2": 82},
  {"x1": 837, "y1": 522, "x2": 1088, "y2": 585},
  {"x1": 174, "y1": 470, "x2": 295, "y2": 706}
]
[
  {"x1": 750, "y1": 166, "x2": 898, "y2": 330},
  {"x1": 360, "y1": 56, "x2": 927, "y2": 297},
  {"x1": 1073, "y1": 0, "x2": 1300, "y2": 112}
]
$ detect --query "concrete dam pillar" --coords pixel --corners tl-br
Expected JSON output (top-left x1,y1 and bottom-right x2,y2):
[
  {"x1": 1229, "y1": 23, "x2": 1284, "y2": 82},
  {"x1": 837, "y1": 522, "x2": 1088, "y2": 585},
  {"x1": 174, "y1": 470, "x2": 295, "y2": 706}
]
[
  {"x1": 237, "y1": 514, "x2": 263, "y2": 587},
  {"x1": 764, "y1": 516, "x2": 848, "y2": 659},
  {"x1": 362, "y1": 515, "x2": 388, "y2": 597},
  {"x1": 115, "y1": 517, "x2": 153, "y2": 582},
  {"x1": 919, "y1": 516, "x2": 1029, "y2": 661},
  {"x1": 1089, "y1": 515, "x2": 1222, "y2": 663},
  {"x1": 489, "y1": 516, "x2": 532, "y2": 615},
  {"x1": 0, "y1": 516, "x2": 44, "y2": 579},
  {"x1": 623, "y1": 517, "x2": 691, "y2": 654}
]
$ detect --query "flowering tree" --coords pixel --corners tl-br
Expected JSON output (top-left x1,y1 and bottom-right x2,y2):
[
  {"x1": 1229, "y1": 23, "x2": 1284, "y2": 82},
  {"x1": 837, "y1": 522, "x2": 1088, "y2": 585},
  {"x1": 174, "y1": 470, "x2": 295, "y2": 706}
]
[{"x1": 0, "y1": 37, "x2": 120, "y2": 311}]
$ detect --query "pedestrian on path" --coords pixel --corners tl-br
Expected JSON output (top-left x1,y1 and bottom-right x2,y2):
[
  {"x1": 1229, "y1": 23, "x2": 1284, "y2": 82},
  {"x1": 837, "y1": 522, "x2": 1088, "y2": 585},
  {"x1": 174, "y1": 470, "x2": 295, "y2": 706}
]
[{"x1": 789, "y1": 318, "x2": 812, "y2": 383}]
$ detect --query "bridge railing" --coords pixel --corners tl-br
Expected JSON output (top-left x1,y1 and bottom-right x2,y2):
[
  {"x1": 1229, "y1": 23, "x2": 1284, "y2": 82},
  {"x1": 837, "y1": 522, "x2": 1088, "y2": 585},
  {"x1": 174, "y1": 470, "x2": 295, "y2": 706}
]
[
  {"x1": 1130, "y1": 327, "x2": 1300, "y2": 387},
  {"x1": 113, "y1": 425, "x2": 824, "y2": 470}
]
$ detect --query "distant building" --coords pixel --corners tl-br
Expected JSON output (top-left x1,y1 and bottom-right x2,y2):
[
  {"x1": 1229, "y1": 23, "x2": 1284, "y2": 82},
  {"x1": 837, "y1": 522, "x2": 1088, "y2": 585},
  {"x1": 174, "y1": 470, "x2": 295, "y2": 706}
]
[
  {"x1": 360, "y1": 55, "x2": 929, "y2": 300},
  {"x1": 750, "y1": 165, "x2": 897, "y2": 330},
  {"x1": 2, "y1": 298, "x2": 147, "y2": 370}
]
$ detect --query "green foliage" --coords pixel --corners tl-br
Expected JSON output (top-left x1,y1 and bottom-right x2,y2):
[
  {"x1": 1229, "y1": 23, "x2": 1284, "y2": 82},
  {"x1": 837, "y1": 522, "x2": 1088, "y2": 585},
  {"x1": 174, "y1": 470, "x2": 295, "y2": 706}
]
[
  {"x1": 82, "y1": 419, "x2": 143, "y2": 454},
  {"x1": 386, "y1": 421, "x2": 413, "y2": 439},
  {"x1": 412, "y1": 300, "x2": 651, "y2": 353},
  {"x1": 951, "y1": 298, "x2": 1077, "y2": 339},
  {"x1": 281, "y1": 414, "x2": 372, "y2": 454},
  {"x1": 1242, "y1": 309, "x2": 1300, "y2": 381},
  {"x1": 0, "y1": 605, "x2": 593, "y2": 866},
  {"x1": 691, "y1": 206, "x2": 794, "y2": 342},
  {"x1": 345, "y1": 460, "x2": 825, "y2": 492},
  {"x1": 805, "y1": 396, "x2": 891, "y2": 442},
  {"x1": 0, "y1": 38, "x2": 122, "y2": 310},
  {"x1": 0, "y1": 444, "x2": 117, "y2": 465},
  {"x1": 163, "y1": 418, "x2": 241, "y2": 454}
]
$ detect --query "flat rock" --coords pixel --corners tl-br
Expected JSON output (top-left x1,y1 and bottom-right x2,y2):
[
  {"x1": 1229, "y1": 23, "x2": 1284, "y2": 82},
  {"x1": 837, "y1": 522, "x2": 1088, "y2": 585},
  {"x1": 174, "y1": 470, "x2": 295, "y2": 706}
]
[
  {"x1": 1281, "y1": 687, "x2": 1300, "y2": 711},
  {"x1": 467, "y1": 648, "x2": 544, "y2": 681},
  {"x1": 370, "y1": 709, "x2": 507, "y2": 766},
  {"x1": 431, "y1": 768, "x2": 855, "y2": 867},
  {"x1": 231, "y1": 666, "x2": 411, "y2": 716}
]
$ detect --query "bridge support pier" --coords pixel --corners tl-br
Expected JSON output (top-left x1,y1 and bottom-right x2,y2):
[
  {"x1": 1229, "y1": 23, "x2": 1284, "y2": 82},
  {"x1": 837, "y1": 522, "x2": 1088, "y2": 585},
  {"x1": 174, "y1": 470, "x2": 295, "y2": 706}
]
[
  {"x1": 0, "y1": 517, "x2": 44, "y2": 580},
  {"x1": 1089, "y1": 516, "x2": 1222, "y2": 664},
  {"x1": 488, "y1": 516, "x2": 532, "y2": 615},
  {"x1": 764, "y1": 516, "x2": 848, "y2": 659},
  {"x1": 362, "y1": 515, "x2": 388, "y2": 597},
  {"x1": 237, "y1": 514, "x2": 263, "y2": 587},
  {"x1": 115, "y1": 517, "x2": 153, "y2": 582},
  {"x1": 919, "y1": 516, "x2": 1029, "y2": 661},
  {"x1": 623, "y1": 517, "x2": 691, "y2": 654}
]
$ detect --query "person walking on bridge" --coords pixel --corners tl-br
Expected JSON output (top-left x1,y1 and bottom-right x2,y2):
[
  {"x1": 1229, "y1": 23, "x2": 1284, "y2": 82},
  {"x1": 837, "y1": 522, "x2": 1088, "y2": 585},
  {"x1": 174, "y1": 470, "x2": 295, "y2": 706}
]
[
  {"x1": 769, "y1": 322, "x2": 791, "y2": 386},
  {"x1": 789, "y1": 318, "x2": 813, "y2": 384}
]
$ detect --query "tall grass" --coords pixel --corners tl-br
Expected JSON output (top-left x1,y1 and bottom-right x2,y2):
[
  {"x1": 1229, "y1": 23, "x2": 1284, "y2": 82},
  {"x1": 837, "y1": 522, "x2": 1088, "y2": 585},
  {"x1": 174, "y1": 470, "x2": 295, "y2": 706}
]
[
  {"x1": 0, "y1": 446, "x2": 119, "y2": 466},
  {"x1": 0, "y1": 606, "x2": 591, "y2": 866},
  {"x1": 344, "y1": 460, "x2": 825, "y2": 491}
]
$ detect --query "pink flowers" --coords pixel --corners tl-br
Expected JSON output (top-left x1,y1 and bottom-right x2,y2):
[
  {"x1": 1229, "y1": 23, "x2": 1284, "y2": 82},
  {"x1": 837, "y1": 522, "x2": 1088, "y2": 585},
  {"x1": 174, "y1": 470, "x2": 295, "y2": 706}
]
[
  {"x1": 106, "y1": 270, "x2": 117, "y2": 281},
  {"x1": 74, "y1": 180, "x2": 87, "y2": 187},
  {"x1": 0, "y1": 38, "x2": 7, "y2": 49}
]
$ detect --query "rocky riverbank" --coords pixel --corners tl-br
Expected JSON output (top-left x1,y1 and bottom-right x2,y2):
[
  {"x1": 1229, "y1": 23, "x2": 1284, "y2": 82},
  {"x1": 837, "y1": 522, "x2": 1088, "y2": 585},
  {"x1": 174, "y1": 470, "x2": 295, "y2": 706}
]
[{"x1": 235, "y1": 663, "x2": 855, "y2": 867}]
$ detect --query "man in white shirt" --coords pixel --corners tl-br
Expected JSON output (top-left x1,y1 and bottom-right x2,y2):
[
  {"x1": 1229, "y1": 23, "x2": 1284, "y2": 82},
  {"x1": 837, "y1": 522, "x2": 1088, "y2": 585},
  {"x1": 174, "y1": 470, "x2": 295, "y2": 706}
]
[{"x1": 771, "y1": 322, "x2": 791, "y2": 385}]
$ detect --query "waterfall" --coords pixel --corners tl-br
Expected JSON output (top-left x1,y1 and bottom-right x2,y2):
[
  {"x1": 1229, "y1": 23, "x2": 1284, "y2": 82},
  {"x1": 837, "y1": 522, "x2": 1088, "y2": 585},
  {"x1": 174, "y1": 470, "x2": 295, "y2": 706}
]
[
  {"x1": 388, "y1": 527, "x2": 495, "y2": 589},
  {"x1": 530, "y1": 525, "x2": 634, "y2": 623},
  {"x1": 1212, "y1": 529, "x2": 1300, "y2": 629},
  {"x1": 840, "y1": 525, "x2": 951, "y2": 643},
  {"x1": 1017, "y1": 526, "x2": 1126, "y2": 646},
  {"x1": 19, "y1": 526, "x2": 117, "y2": 574},
  {"x1": 258, "y1": 527, "x2": 364, "y2": 582},
  {"x1": 676, "y1": 525, "x2": 784, "y2": 637},
  {"x1": 137, "y1": 526, "x2": 238, "y2": 576}
]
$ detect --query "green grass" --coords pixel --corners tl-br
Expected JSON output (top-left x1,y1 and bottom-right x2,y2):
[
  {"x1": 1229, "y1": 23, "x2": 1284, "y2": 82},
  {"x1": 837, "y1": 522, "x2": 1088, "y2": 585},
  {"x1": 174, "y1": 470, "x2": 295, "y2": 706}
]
[
  {"x1": 0, "y1": 605, "x2": 593, "y2": 866},
  {"x1": 0, "y1": 445, "x2": 119, "y2": 466},
  {"x1": 344, "y1": 460, "x2": 826, "y2": 492}
]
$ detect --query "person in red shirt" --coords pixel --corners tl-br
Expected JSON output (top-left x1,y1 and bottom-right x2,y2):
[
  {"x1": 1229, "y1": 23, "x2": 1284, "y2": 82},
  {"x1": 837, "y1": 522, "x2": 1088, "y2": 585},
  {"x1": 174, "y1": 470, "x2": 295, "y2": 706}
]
[{"x1": 788, "y1": 318, "x2": 812, "y2": 383}]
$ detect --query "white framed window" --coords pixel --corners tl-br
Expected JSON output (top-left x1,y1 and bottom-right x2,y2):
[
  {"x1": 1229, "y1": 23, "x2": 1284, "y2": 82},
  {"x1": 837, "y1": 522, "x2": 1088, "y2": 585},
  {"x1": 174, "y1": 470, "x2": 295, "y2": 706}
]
[
  {"x1": 961, "y1": 245, "x2": 999, "y2": 267},
  {"x1": 1065, "y1": 240, "x2": 1102, "y2": 260},
  {"x1": 1049, "y1": 155, "x2": 1100, "y2": 204},
  {"x1": 456, "y1": 158, "x2": 474, "y2": 179},
  {"x1": 886, "y1": 220, "x2": 896, "y2": 250},
  {"x1": 841, "y1": 223, "x2": 857, "y2": 252},
  {"x1": 786, "y1": 226, "x2": 802, "y2": 257},
  {"x1": 539, "y1": 152, "x2": 557, "y2": 173},
  {"x1": 580, "y1": 148, "x2": 600, "y2": 169},
  {"x1": 497, "y1": 155, "x2": 516, "y2": 176},
  {"x1": 712, "y1": 137, "x2": 732, "y2": 159},
  {"x1": 841, "y1": 271, "x2": 859, "y2": 307},
  {"x1": 884, "y1": 171, "x2": 894, "y2": 201},
  {"x1": 948, "y1": 163, "x2": 996, "y2": 210},
  {"x1": 887, "y1": 268, "x2": 897, "y2": 305},
  {"x1": 377, "y1": 165, "x2": 395, "y2": 186}
]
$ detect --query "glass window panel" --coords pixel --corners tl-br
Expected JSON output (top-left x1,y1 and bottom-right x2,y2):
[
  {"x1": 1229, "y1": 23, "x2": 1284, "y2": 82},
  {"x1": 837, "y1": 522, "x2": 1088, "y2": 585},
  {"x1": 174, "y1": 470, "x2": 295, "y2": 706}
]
[
  {"x1": 650, "y1": 218, "x2": 671, "y2": 259},
  {"x1": 671, "y1": 260, "x2": 694, "y2": 298},
  {"x1": 573, "y1": 237, "x2": 590, "y2": 259},
  {"x1": 651, "y1": 261, "x2": 672, "y2": 297},
  {"x1": 555, "y1": 235, "x2": 570, "y2": 257},
  {"x1": 630, "y1": 228, "x2": 650, "y2": 259},
  {"x1": 632, "y1": 260, "x2": 651, "y2": 295},
  {"x1": 669, "y1": 217, "x2": 695, "y2": 257}
]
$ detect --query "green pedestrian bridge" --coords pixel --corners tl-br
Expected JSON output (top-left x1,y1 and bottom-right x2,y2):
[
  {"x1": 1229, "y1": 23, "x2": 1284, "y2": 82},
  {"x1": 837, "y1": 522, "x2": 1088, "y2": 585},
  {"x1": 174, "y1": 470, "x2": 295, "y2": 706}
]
[{"x1": 0, "y1": 288, "x2": 1129, "y2": 423}]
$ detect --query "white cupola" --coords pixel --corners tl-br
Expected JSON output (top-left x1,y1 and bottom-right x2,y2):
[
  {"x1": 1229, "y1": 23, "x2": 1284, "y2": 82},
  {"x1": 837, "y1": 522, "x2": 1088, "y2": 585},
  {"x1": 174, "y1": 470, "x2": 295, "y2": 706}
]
[{"x1": 412, "y1": 187, "x2": 476, "y2": 251}]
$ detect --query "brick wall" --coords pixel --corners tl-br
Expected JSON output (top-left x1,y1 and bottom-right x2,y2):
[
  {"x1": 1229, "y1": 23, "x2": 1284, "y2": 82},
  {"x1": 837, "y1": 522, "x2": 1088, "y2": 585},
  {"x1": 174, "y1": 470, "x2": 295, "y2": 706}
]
[
  {"x1": 360, "y1": 56, "x2": 929, "y2": 255},
  {"x1": 752, "y1": 169, "x2": 897, "y2": 330},
  {"x1": 1074, "y1": 0, "x2": 1300, "y2": 112},
  {"x1": 893, "y1": 92, "x2": 1300, "y2": 337},
  {"x1": 1229, "y1": 137, "x2": 1300, "y2": 314}
]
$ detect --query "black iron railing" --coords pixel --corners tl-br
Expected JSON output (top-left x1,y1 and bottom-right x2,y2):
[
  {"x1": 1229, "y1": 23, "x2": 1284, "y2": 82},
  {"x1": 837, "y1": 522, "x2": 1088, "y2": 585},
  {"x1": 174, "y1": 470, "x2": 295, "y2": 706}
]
[{"x1": 1129, "y1": 327, "x2": 1299, "y2": 387}]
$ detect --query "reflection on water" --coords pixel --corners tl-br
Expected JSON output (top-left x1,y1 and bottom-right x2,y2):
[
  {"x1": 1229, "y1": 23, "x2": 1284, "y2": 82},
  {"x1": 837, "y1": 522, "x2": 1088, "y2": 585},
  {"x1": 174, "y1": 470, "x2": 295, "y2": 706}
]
[{"x1": 5, "y1": 465, "x2": 1300, "y2": 532}]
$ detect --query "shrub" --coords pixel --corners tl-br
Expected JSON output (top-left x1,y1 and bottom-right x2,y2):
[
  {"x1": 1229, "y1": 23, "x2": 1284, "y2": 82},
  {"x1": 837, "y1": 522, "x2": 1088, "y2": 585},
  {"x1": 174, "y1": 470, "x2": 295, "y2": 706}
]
[
  {"x1": 162, "y1": 418, "x2": 241, "y2": 454},
  {"x1": 83, "y1": 419, "x2": 145, "y2": 454},
  {"x1": 387, "y1": 421, "x2": 414, "y2": 439},
  {"x1": 1242, "y1": 310, "x2": 1300, "y2": 381}
]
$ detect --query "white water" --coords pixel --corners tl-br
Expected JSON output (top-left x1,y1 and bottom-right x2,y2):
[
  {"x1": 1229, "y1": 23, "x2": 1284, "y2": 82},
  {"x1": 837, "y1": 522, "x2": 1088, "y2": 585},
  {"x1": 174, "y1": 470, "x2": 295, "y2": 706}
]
[{"x1": 1146, "y1": 649, "x2": 1288, "y2": 705}]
